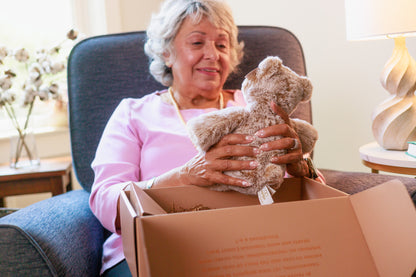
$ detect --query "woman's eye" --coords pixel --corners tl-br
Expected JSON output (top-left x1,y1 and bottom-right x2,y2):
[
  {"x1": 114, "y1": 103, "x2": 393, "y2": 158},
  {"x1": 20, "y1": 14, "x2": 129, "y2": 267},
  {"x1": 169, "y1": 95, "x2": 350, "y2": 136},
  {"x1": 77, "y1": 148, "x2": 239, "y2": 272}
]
[{"x1": 192, "y1": 41, "x2": 203, "y2": 46}]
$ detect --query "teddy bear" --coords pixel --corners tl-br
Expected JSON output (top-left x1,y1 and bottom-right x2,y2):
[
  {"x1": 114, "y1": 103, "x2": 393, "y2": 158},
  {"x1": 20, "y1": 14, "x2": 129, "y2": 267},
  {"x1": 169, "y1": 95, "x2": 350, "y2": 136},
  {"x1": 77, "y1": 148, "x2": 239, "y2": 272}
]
[{"x1": 187, "y1": 56, "x2": 318, "y2": 196}]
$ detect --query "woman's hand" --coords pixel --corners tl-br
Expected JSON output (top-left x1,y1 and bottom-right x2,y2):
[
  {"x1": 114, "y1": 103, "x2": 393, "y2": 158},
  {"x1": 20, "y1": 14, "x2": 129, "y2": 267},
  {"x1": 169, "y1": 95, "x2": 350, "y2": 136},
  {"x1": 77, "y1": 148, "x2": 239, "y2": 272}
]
[
  {"x1": 180, "y1": 134, "x2": 259, "y2": 188},
  {"x1": 255, "y1": 102, "x2": 309, "y2": 177}
]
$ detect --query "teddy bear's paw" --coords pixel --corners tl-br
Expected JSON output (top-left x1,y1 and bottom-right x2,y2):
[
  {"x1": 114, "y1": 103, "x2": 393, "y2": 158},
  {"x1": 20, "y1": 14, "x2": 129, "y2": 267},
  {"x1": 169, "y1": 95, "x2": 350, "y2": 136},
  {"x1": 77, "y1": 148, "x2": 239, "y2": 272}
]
[
  {"x1": 209, "y1": 184, "x2": 233, "y2": 192},
  {"x1": 187, "y1": 107, "x2": 246, "y2": 152},
  {"x1": 291, "y1": 118, "x2": 318, "y2": 154},
  {"x1": 210, "y1": 184, "x2": 250, "y2": 195},
  {"x1": 210, "y1": 183, "x2": 262, "y2": 195},
  {"x1": 224, "y1": 168, "x2": 251, "y2": 180},
  {"x1": 262, "y1": 164, "x2": 285, "y2": 186}
]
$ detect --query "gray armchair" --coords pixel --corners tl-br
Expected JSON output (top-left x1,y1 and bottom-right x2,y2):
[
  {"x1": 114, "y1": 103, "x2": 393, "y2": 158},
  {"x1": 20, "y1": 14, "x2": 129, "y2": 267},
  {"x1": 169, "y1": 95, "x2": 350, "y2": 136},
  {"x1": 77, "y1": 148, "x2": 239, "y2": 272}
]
[{"x1": 1, "y1": 26, "x2": 415, "y2": 276}]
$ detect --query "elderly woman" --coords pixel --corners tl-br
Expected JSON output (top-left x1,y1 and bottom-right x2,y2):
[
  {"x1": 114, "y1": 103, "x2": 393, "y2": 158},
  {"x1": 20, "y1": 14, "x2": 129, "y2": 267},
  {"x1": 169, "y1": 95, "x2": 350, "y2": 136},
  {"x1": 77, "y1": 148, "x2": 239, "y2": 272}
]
[{"x1": 90, "y1": 0, "x2": 310, "y2": 275}]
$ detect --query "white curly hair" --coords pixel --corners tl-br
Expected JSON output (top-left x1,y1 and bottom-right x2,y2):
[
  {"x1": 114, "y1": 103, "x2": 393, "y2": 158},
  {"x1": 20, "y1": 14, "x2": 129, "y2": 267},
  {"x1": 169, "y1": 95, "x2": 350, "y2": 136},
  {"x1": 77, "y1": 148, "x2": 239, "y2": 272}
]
[{"x1": 144, "y1": 0, "x2": 244, "y2": 86}]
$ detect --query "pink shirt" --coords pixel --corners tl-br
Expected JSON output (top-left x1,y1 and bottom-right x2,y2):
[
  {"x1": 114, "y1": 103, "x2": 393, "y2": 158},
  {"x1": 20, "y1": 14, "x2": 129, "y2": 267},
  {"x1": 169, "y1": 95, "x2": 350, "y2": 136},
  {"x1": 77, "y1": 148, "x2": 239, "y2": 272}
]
[{"x1": 90, "y1": 89, "x2": 246, "y2": 273}]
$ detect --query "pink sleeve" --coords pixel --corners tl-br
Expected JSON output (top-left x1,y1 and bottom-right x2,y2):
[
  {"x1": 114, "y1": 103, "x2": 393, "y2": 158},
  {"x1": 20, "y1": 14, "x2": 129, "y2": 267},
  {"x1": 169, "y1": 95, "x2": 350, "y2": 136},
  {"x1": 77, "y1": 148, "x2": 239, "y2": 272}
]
[{"x1": 89, "y1": 99, "x2": 142, "y2": 234}]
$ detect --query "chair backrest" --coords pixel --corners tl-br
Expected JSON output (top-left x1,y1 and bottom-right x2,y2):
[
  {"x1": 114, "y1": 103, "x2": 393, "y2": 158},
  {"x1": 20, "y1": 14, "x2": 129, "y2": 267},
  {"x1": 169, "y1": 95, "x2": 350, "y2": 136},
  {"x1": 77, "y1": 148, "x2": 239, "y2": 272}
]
[{"x1": 67, "y1": 26, "x2": 310, "y2": 191}]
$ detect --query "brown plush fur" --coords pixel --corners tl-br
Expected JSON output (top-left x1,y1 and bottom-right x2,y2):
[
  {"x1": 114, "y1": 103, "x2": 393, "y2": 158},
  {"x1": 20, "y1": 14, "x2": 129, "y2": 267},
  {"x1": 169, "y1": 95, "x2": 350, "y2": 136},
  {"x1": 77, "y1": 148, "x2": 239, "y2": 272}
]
[{"x1": 187, "y1": 56, "x2": 318, "y2": 195}]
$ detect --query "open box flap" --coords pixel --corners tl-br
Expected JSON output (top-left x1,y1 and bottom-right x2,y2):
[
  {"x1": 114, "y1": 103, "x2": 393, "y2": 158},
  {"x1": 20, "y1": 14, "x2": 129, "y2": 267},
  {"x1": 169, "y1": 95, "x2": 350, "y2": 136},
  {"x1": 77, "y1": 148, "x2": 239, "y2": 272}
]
[
  {"x1": 131, "y1": 183, "x2": 167, "y2": 216},
  {"x1": 120, "y1": 184, "x2": 157, "y2": 277},
  {"x1": 301, "y1": 177, "x2": 348, "y2": 199},
  {"x1": 136, "y1": 218, "x2": 152, "y2": 277},
  {"x1": 120, "y1": 190, "x2": 139, "y2": 277},
  {"x1": 350, "y1": 180, "x2": 416, "y2": 276}
]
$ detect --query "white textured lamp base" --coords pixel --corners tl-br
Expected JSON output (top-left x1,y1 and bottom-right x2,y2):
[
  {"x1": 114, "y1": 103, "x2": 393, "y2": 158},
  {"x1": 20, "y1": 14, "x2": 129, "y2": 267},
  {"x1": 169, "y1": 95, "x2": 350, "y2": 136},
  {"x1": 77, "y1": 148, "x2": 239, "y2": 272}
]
[
  {"x1": 372, "y1": 37, "x2": 416, "y2": 150},
  {"x1": 372, "y1": 94, "x2": 416, "y2": 150}
]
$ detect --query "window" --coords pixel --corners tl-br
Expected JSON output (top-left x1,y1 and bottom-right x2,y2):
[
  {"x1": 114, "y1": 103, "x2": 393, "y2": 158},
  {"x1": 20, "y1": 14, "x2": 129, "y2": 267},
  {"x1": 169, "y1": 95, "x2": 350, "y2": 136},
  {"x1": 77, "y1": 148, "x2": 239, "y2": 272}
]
[
  {"x1": 0, "y1": 0, "x2": 75, "y2": 135},
  {"x1": 0, "y1": 1, "x2": 74, "y2": 48}
]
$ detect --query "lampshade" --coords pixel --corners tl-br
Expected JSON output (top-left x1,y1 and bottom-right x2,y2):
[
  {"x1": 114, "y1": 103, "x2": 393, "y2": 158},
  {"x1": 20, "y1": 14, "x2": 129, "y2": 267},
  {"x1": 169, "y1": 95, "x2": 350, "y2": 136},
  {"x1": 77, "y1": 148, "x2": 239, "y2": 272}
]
[
  {"x1": 345, "y1": 0, "x2": 416, "y2": 150},
  {"x1": 345, "y1": 0, "x2": 416, "y2": 40}
]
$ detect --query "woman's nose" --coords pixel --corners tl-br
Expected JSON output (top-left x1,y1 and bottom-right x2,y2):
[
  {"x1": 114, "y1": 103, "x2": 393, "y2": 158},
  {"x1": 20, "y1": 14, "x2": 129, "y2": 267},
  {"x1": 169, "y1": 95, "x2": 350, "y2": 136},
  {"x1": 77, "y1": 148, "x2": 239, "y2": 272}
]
[{"x1": 204, "y1": 42, "x2": 219, "y2": 60}]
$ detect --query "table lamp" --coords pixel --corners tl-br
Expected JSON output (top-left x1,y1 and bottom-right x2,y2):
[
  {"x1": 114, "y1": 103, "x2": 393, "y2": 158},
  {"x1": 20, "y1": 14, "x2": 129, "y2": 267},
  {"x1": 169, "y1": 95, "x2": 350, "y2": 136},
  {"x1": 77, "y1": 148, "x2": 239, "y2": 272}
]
[{"x1": 345, "y1": 0, "x2": 416, "y2": 150}]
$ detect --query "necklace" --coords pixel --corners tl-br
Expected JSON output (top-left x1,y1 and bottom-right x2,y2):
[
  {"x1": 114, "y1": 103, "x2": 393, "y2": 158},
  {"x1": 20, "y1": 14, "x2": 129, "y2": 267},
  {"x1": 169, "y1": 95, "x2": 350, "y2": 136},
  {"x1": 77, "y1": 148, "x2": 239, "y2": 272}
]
[{"x1": 168, "y1": 87, "x2": 224, "y2": 125}]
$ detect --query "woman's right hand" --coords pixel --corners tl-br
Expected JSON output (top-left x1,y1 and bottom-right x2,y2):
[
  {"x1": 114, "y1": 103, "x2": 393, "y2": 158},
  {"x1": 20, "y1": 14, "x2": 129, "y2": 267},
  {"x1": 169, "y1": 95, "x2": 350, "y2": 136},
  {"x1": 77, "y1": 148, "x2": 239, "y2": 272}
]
[{"x1": 180, "y1": 134, "x2": 259, "y2": 188}]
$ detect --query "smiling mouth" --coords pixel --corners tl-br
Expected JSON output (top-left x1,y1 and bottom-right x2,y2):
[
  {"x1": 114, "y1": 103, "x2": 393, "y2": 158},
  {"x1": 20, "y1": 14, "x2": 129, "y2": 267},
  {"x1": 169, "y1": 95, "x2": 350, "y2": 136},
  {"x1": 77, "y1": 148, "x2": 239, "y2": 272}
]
[{"x1": 199, "y1": 68, "x2": 219, "y2": 73}]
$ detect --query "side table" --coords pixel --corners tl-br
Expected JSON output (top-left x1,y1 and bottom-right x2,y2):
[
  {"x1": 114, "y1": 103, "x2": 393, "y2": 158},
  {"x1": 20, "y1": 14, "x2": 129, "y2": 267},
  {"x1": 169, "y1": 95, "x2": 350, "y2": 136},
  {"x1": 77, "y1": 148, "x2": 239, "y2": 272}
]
[
  {"x1": 0, "y1": 156, "x2": 72, "y2": 207},
  {"x1": 359, "y1": 141, "x2": 416, "y2": 175}
]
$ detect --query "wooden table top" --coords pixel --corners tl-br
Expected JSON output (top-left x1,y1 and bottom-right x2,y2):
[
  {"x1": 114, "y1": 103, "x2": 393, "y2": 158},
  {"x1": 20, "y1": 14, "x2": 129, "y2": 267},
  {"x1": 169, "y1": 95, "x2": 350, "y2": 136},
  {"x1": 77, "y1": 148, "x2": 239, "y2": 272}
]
[{"x1": 0, "y1": 156, "x2": 72, "y2": 181}]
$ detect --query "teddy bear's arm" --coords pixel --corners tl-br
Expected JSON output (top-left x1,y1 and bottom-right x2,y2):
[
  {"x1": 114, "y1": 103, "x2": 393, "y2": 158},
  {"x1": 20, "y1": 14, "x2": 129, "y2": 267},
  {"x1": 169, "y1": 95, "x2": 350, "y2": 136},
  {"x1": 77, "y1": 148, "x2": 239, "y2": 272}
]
[
  {"x1": 187, "y1": 107, "x2": 249, "y2": 153},
  {"x1": 290, "y1": 118, "x2": 318, "y2": 154}
]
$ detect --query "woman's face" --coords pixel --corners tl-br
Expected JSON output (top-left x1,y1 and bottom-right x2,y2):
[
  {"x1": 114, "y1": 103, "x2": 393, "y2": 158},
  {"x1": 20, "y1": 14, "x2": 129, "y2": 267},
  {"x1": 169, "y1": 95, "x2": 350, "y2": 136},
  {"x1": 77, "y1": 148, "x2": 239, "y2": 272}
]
[{"x1": 167, "y1": 16, "x2": 231, "y2": 97}]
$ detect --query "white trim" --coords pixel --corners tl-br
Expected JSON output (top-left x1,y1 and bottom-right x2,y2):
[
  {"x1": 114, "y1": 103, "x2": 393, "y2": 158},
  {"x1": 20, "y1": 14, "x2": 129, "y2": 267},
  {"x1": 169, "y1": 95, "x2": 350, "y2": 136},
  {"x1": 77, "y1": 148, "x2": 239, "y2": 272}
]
[
  {"x1": 105, "y1": 0, "x2": 123, "y2": 34},
  {"x1": 70, "y1": 0, "x2": 109, "y2": 36}
]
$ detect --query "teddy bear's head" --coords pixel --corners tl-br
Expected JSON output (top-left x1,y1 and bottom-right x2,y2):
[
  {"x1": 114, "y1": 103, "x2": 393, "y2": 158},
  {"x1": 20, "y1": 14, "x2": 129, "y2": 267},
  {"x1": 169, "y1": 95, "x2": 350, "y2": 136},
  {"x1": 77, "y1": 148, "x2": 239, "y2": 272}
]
[{"x1": 241, "y1": 56, "x2": 312, "y2": 115}]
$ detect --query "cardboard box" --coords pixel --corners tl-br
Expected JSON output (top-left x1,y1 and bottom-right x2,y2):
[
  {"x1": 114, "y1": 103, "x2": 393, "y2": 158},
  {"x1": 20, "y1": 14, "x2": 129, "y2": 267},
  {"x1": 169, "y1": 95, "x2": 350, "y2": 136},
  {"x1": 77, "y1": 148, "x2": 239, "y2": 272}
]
[{"x1": 120, "y1": 177, "x2": 416, "y2": 277}]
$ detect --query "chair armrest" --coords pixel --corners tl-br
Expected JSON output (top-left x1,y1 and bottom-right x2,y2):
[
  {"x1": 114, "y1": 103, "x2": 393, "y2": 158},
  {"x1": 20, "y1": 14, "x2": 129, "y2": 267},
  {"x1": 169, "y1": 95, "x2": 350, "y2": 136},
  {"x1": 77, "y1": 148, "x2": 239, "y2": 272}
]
[
  {"x1": 320, "y1": 168, "x2": 416, "y2": 204},
  {"x1": 0, "y1": 190, "x2": 106, "y2": 277}
]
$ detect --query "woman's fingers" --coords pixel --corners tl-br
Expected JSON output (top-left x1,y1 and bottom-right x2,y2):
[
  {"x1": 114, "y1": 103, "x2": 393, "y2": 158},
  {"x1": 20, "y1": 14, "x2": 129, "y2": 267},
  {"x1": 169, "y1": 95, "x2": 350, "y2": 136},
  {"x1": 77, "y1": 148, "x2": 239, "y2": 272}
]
[
  {"x1": 205, "y1": 171, "x2": 253, "y2": 188},
  {"x1": 271, "y1": 151, "x2": 303, "y2": 164},
  {"x1": 255, "y1": 123, "x2": 296, "y2": 140},
  {"x1": 258, "y1": 136, "x2": 297, "y2": 152},
  {"x1": 183, "y1": 154, "x2": 255, "y2": 188},
  {"x1": 208, "y1": 144, "x2": 259, "y2": 160},
  {"x1": 184, "y1": 133, "x2": 260, "y2": 188},
  {"x1": 253, "y1": 101, "x2": 307, "y2": 177},
  {"x1": 286, "y1": 158, "x2": 309, "y2": 177},
  {"x1": 270, "y1": 101, "x2": 290, "y2": 125},
  {"x1": 210, "y1": 158, "x2": 258, "y2": 171},
  {"x1": 214, "y1": 133, "x2": 255, "y2": 148},
  {"x1": 208, "y1": 133, "x2": 259, "y2": 160}
]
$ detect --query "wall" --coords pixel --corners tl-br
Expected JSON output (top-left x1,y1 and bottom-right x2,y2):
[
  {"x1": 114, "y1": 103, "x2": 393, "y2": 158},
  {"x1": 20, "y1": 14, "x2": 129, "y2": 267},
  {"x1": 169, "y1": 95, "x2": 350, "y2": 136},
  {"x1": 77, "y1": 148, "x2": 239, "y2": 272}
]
[
  {"x1": 72, "y1": 0, "x2": 162, "y2": 36},
  {"x1": 112, "y1": 0, "x2": 416, "y2": 173}
]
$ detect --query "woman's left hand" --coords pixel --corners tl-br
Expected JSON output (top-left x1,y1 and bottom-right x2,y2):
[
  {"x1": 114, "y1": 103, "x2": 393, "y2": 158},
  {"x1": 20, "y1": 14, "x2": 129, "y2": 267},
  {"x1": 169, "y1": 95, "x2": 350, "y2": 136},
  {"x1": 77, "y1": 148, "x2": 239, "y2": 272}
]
[{"x1": 254, "y1": 101, "x2": 309, "y2": 177}]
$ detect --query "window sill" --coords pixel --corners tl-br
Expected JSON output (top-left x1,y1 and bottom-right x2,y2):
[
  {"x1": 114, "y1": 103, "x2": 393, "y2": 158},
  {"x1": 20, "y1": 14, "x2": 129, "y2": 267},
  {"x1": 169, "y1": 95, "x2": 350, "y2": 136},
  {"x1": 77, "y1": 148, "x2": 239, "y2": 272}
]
[{"x1": 0, "y1": 127, "x2": 71, "y2": 164}]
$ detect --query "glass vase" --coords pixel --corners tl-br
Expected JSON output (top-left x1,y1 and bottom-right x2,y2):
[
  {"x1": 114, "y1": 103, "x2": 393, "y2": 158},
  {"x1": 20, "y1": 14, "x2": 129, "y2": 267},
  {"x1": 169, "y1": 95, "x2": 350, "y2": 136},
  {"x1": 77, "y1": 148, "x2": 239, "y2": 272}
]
[{"x1": 9, "y1": 126, "x2": 40, "y2": 169}]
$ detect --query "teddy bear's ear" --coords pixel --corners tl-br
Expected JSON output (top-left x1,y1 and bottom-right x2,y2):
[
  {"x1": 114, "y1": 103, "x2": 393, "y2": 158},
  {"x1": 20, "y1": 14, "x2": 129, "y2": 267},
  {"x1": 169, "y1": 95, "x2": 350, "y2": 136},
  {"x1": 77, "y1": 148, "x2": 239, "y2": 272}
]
[
  {"x1": 300, "y1": 77, "x2": 313, "y2": 101},
  {"x1": 245, "y1": 68, "x2": 258, "y2": 81},
  {"x1": 258, "y1": 56, "x2": 282, "y2": 77}
]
